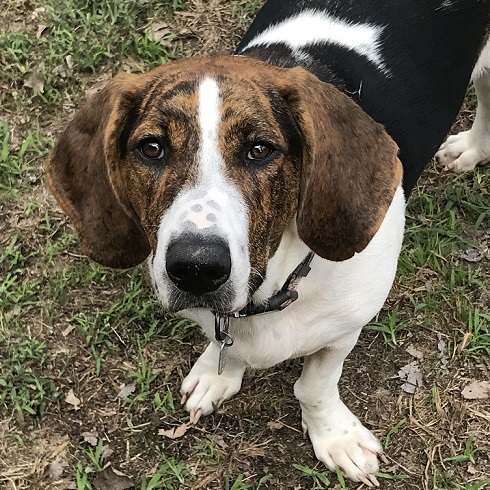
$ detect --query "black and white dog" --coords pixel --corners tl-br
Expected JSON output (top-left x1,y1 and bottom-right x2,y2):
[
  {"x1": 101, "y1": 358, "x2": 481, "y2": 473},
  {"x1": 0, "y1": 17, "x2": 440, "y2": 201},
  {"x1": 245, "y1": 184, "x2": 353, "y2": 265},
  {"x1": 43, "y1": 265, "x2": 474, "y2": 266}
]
[
  {"x1": 238, "y1": 0, "x2": 490, "y2": 194},
  {"x1": 47, "y1": 1, "x2": 490, "y2": 486}
]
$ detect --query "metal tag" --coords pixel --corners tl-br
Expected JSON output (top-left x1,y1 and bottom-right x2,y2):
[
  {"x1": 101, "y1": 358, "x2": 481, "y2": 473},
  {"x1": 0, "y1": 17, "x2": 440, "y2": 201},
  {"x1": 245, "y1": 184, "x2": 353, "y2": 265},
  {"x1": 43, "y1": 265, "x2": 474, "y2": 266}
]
[
  {"x1": 217, "y1": 330, "x2": 234, "y2": 375},
  {"x1": 214, "y1": 315, "x2": 234, "y2": 375},
  {"x1": 218, "y1": 340, "x2": 228, "y2": 375}
]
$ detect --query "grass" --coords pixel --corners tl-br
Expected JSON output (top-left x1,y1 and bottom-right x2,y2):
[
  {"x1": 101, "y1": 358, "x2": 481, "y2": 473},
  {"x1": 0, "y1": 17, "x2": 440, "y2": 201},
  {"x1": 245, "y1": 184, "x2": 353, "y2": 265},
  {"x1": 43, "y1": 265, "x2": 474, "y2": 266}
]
[
  {"x1": 1, "y1": 0, "x2": 180, "y2": 112},
  {"x1": 1, "y1": 0, "x2": 489, "y2": 488}
]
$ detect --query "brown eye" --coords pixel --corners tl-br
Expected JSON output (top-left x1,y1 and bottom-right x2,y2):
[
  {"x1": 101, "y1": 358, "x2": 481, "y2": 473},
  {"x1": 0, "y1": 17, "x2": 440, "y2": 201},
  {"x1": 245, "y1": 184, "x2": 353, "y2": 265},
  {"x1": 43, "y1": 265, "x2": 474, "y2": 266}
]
[
  {"x1": 136, "y1": 138, "x2": 165, "y2": 163},
  {"x1": 247, "y1": 142, "x2": 275, "y2": 161}
]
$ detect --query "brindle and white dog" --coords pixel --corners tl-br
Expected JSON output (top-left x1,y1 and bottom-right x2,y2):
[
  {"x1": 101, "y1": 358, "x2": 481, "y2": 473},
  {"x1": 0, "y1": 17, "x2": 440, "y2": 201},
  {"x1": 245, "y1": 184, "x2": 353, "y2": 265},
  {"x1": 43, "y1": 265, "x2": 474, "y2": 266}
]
[{"x1": 47, "y1": 0, "x2": 490, "y2": 485}]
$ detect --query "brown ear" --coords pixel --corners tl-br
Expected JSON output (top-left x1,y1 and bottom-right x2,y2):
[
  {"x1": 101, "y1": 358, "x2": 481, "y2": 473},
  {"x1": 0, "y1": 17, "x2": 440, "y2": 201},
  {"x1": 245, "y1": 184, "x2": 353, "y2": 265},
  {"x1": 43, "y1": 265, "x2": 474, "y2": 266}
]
[
  {"x1": 278, "y1": 67, "x2": 403, "y2": 261},
  {"x1": 46, "y1": 74, "x2": 151, "y2": 268}
]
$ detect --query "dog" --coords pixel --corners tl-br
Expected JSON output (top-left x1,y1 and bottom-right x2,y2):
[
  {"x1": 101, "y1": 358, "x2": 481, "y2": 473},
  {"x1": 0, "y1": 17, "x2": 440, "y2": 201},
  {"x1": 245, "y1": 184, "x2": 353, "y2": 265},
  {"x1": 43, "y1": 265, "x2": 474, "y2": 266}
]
[{"x1": 46, "y1": 0, "x2": 490, "y2": 485}]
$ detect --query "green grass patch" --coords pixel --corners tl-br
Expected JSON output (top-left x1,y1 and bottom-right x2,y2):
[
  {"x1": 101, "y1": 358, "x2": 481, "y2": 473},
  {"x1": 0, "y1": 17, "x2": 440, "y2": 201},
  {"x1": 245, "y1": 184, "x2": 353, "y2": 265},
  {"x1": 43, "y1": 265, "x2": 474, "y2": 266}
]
[
  {"x1": 0, "y1": 330, "x2": 60, "y2": 418},
  {"x1": 0, "y1": 122, "x2": 52, "y2": 199},
  {"x1": 1, "y1": 0, "x2": 182, "y2": 111}
]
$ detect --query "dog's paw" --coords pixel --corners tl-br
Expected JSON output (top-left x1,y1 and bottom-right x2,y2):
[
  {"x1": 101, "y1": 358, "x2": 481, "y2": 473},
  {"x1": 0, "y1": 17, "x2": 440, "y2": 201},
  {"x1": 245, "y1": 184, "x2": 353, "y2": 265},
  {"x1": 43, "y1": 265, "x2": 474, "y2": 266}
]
[
  {"x1": 436, "y1": 130, "x2": 490, "y2": 172},
  {"x1": 180, "y1": 343, "x2": 245, "y2": 423},
  {"x1": 301, "y1": 400, "x2": 384, "y2": 487}
]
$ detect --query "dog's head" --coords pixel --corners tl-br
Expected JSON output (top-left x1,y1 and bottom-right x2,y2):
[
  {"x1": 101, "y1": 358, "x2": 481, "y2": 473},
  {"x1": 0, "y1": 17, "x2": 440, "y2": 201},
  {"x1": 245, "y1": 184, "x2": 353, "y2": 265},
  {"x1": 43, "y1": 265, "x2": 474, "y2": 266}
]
[{"x1": 47, "y1": 55, "x2": 402, "y2": 313}]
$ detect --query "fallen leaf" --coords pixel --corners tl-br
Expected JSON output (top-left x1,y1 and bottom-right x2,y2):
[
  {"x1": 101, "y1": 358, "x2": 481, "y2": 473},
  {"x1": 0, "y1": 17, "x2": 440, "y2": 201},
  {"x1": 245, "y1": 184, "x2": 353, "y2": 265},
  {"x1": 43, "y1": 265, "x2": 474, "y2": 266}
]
[
  {"x1": 24, "y1": 71, "x2": 44, "y2": 93},
  {"x1": 398, "y1": 361, "x2": 423, "y2": 394},
  {"x1": 65, "y1": 389, "x2": 81, "y2": 410},
  {"x1": 406, "y1": 344, "x2": 424, "y2": 360},
  {"x1": 93, "y1": 465, "x2": 132, "y2": 490},
  {"x1": 158, "y1": 423, "x2": 188, "y2": 439},
  {"x1": 147, "y1": 21, "x2": 172, "y2": 42},
  {"x1": 31, "y1": 7, "x2": 46, "y2": 19},
  {"x1": 267, "y1": 421, "x2": 284, "y2": 430},
  {"x1": 62, "y1": 325, "x2": 75, "y2": 337},
  {"x1": 437, "y1": 335, "x2": 446, "y2": 355},
  {"x1": 460, "y1": 248, "x2": 483, "y2": 263},
  {"x1": 65, "y1": 54, "x2": 73, "y2": 70},
  {"x1": 209, "y1": 434, "x2": 228, "y2": 449},
  {"x1": 49, "y1": 460, "x2": 66, "y2": 479},
  {"x1": 117, "y1": 382, "x2": 136, "y2": 400},
  {"x1": 462, "y1": 380, "x2": 490, "y2": 400},
  {"x1": 82, "y1": 431, "x2": 98, "y2": 446},
  {"x1": 101, "y1": 445, "x2": 113, "y2": 461},
  {"x1": 36, "y1": 24, "x2": 48, "y2": 39}
]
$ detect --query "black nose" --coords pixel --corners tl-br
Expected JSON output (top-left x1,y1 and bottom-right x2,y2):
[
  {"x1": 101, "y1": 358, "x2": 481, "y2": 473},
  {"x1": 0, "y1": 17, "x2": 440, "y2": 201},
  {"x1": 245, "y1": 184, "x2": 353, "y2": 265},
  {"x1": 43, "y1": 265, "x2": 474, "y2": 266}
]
[{"x1": 165, "y1": 235, "x2": 232, "y2": 295}]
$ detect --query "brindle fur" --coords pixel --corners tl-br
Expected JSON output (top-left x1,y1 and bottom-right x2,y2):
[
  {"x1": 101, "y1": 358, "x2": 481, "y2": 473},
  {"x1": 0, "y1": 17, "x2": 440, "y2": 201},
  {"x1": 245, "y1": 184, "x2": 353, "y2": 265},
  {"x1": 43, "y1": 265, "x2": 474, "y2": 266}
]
[{"x1": 47, "y1": 55, "x2": 401, "y2": 290}]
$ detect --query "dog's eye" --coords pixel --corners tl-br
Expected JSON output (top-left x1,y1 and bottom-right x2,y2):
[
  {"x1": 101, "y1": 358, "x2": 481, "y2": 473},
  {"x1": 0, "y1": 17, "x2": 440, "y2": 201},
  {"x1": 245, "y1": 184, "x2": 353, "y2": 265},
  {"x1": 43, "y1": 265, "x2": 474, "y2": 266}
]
[
  {"x1": 135, "y1": 138, "x2": 165, "y2": 163},
  {"x1": 247, "y1": 142, "x2": 275, "y2": 161}
]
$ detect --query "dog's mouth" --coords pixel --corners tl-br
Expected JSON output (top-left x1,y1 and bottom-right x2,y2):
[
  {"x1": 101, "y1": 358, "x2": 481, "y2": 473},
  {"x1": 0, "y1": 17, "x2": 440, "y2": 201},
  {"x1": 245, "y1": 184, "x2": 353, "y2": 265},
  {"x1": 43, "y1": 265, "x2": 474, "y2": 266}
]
[{"x1": 165, "y1": 282, "x2": 239, "y2": 314}]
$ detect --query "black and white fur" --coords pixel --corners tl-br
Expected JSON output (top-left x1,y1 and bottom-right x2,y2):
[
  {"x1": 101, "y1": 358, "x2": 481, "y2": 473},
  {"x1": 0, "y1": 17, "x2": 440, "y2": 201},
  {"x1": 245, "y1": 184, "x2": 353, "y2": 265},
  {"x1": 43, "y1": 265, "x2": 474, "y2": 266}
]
[
  {"x1": 237, "y1": 0, "x2": 490, "y2": 193},
  {"x1": 179, "y1": 1, "x2": 490, "y2": 486}
]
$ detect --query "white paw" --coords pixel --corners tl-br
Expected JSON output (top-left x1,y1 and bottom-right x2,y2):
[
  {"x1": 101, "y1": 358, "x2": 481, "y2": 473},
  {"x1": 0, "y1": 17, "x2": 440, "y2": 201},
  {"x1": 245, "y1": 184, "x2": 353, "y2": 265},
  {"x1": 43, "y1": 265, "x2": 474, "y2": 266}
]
[
  {"x1": 180, "y1": 343, "x2": 245, "y2": 423},
  {"x1": 301, "y1": 400, "x2": 384, "y2": 487},
  {"x1": 436, "y1": 130, "x2": 490, "y2": 172}
]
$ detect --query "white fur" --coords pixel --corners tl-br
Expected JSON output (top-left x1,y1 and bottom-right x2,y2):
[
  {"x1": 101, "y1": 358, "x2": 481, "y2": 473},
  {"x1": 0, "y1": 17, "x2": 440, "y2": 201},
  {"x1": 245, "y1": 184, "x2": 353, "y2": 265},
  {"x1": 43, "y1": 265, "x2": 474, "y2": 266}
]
[
  {"x1": 149, "y1": 78, "x2": 251, "y2": 311},
  {"x1": 241, "y1": 9, "x2": 390, "y2": 75},
  {"x1": 183, "y1": 185, "x2": 405, "y2": 368},
  {"x1": 436, "y1": 40, "x2": 490, "y2": 171},
  {"x1": 181, "y1": 185, "x2": 405, "y2": 484},
  {"x1": 198, "y1": 78, "x2": 223, "y2": 184}
]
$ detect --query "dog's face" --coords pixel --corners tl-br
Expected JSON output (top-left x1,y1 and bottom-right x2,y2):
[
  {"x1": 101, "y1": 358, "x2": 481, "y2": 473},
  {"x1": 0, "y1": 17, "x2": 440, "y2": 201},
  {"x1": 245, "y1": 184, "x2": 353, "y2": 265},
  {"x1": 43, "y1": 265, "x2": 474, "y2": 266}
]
[{"x1": 47, "y1": 55, "x2": 402, "y2": 313}]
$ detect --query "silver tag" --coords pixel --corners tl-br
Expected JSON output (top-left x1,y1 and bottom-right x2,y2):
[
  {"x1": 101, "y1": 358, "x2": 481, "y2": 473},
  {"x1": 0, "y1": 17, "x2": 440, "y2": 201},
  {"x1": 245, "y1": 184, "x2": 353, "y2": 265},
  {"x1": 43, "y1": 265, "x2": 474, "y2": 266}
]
[
  {"x1": 218, "y1": 340, "x2": 229, "y2": 375},
  {"x1": 217, "y1": 330, "x2": 234, "y2": 375}
]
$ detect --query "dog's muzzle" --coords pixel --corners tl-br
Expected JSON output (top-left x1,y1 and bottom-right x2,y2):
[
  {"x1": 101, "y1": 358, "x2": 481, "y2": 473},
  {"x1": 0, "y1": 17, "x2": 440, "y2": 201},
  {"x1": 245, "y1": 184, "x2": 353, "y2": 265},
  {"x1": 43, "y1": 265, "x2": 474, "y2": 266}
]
[{"x1": 166, "y1": 234, "x2": 232, "y2": 296}]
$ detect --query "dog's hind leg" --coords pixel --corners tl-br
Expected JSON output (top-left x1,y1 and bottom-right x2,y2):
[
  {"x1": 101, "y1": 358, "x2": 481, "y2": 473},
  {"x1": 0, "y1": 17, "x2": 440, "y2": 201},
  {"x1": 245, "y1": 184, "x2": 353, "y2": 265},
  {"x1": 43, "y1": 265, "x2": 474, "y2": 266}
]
[
  {"x1": 180, "y1": 342, "x2": 246, "y2": 423},
  {"x1": 294, "y1": 332, "x2": 383, "y2": 487},
  {"x1": 436, "y1": 39, "x2": 490, "y2": 171}
]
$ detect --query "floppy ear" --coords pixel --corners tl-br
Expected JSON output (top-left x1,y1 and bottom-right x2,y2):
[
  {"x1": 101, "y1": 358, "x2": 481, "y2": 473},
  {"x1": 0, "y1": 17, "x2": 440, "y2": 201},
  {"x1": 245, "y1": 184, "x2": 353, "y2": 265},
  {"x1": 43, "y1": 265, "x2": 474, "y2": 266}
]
[
  {"x1": 46, "y1": 74, "x2": 151, "y2": 268},
  {"x1": 278, "y1": 67, "x2": 403, "y2": 261}
]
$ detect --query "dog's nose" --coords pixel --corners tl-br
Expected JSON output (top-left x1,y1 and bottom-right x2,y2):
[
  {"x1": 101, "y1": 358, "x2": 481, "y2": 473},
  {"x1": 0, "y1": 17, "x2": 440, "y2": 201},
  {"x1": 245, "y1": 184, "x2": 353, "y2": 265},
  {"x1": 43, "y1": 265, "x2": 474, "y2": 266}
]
[{"x1": 165, "y1": 235, "x2": 231, "y2": 295}]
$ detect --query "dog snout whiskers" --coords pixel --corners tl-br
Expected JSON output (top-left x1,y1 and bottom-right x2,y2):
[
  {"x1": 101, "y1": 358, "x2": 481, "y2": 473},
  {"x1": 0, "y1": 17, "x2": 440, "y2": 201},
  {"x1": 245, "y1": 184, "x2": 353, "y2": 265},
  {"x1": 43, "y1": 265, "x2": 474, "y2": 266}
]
[{"x1": 165, "y1": 234, "x2": 231, "y2": 295}]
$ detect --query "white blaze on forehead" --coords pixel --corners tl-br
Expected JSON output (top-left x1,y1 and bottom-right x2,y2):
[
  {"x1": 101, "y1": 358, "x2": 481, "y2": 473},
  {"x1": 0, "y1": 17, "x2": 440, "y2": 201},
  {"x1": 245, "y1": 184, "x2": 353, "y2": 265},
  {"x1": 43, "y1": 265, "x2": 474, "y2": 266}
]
[
  {"x1": 150, "y1": 78, "x2": 251, "y2": 311},
  {"x1": 241, "y1": 9, "x2": 390, "y2": 75},
  {"x1": 198, "y1": 77, "x2": 223, "y2": 183}
]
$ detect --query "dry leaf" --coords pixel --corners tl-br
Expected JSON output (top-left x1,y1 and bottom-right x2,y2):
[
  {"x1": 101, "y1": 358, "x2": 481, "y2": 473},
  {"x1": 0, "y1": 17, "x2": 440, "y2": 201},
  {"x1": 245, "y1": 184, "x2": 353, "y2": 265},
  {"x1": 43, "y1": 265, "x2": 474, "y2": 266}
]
[
  {"x1": 460, "y1": 248, "x2": 483, "y2": 263},
  {"x1": 49, "y1": 460, "x2": 66, "y2": 479},
  {"x1": 36, "y1": 24, "x2": 48, "y2": 39},
  {"x1": 158, "y1": 423, "x2": 188, "y2": 439},
  {"x1": 82, "y1": 432, "x2": 98, "y2": 446},
  {"x1": 31, "y1": 7, "x2": 46, "y2": 19},
  {"x1": 93, "y1": 465, "x2": 132, "y2": 490},
  {"x1": 406, "y1": 344, "x2": 424, "y2": 360},
  {"x1": 267, "y1": 421, "x2": 284, "y2": 430},
  {"x1": 62, "y1": 325, "x2": 75, "y2": 337},
  {"x1": 462, "y1": 380, "x2": 490, "y2": 400},
  {"x1": 101, "y1": 445, "x2": 113, "y2": 461},
  {"x1": 65, "y1": 54, "x2": 73, "y2": 70},
  {"x1": 65, "y1": 389, "x2": 81, "y2": 410},
  {"x1": 117, "y1": 382, "x2": 137, "y2": 400},
  {"x1": 147, "y1": 21, "x2": 172, "y2": 42},
  {"x1": 398, "y1": 361, "x2": 423, "y2": 394},
  {"x1": 24, "y1": 71, "x2": 44, "y2": 93}
]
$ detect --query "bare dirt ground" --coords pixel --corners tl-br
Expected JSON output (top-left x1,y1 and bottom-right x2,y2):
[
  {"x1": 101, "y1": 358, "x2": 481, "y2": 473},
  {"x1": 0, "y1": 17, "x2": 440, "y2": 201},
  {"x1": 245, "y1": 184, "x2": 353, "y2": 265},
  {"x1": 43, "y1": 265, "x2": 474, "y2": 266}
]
[{"x1": 1, "y1": 1, "x2": 489, "y2": 489}]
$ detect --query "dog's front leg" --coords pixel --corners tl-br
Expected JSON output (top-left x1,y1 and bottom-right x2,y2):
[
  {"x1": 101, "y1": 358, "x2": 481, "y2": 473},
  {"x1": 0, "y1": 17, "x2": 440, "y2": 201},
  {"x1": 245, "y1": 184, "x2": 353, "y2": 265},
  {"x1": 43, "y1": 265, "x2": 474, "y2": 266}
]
[
  {"x1": 181, "y1": 342, "x2": 246, "y2": 423},
  {"x1": 294, "y1": 332, "x2": 383, "y2": 487}
]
